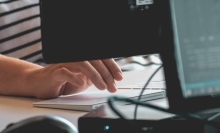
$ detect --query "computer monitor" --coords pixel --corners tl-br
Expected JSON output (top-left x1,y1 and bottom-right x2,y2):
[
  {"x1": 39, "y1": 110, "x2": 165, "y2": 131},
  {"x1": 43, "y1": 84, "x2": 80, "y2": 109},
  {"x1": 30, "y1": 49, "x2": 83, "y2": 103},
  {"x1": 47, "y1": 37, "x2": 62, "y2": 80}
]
[
  {"x1": 40, "y1": 0, "x2": 164, "y2": 63},
  {"x1": 161, "y1": 0, "x2": 220, "y2": 112},
  {"x1": 40, "y1": 0, "x2": 220, "y2": 113}
]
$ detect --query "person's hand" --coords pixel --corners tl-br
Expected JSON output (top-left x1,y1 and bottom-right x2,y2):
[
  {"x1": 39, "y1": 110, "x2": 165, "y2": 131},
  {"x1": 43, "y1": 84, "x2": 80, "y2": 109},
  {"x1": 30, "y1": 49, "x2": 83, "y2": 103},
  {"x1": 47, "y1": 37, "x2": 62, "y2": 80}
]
[{"x1": 28, "y1": 59, "x2": 123, "y2": 99}]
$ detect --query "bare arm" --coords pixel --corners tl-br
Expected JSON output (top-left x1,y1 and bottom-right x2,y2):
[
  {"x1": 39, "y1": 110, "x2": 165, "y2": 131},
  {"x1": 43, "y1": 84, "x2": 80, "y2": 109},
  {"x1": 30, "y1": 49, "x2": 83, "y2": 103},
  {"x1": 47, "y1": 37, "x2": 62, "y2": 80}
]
[
  {"x1": 0, "y1": 54, "x2": 123, "y2": 98},
  {"x1": 0, "y1": 55, "x2": 42, "y2": 97}
]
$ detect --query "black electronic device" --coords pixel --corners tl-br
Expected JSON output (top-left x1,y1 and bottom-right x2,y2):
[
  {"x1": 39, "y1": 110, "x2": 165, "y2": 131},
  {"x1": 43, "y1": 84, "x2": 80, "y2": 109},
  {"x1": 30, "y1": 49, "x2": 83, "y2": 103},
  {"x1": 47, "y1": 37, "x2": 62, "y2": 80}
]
[
  {"x1": 1, "y1": 116, "x2": 78, "y2": 133},
  {"x1": 160, "y1": 0, "x2": 220, "y2": 113},
  {"x1": 78, "y1": 105, "x2": 204, "y2": 133},
  {"x1": 40, "y1": 0, "x2": 163, "y2": 63}
]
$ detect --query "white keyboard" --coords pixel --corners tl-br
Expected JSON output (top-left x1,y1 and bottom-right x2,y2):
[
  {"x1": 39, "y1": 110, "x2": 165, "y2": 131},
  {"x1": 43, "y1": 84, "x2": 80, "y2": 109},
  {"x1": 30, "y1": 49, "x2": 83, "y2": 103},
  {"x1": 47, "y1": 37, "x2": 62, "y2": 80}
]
[{"x1": 118, "y1": 81, "x2": 166, "y2": 90}]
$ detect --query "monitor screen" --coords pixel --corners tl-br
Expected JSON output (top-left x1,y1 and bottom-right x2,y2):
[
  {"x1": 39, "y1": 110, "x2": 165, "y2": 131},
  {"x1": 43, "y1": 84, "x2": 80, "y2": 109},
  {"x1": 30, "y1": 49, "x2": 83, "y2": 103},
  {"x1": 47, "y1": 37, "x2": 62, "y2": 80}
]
[
  {"x1": 170, "y1": 0, "x2": 220, "y2": 98},
  {"x1": 40, "y1": 0, "x2": 164, "y2": 63}
]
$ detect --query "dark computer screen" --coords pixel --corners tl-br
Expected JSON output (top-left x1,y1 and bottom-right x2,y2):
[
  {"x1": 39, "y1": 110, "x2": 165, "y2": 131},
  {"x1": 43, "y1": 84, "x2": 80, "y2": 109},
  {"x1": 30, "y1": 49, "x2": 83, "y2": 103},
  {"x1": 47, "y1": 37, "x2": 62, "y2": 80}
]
[
  {"x1": 40, "y1": 0, "x2": 164, "y2": 63},
  {"x1": 170, "y1": 0, "x2": 220, "y2": 98}
]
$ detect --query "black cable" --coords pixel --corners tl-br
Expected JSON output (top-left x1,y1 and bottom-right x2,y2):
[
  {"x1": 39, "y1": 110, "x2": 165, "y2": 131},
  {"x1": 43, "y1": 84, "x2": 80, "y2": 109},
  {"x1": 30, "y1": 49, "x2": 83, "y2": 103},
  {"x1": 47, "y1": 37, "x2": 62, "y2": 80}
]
[
  {"x1": 107, "y1": 96, "x2": 170, "y2": 126},
  {"x1": 107, "y1": 64, "x2": 220, "y2": 131},
  {"x1": 108, "y1": 65, "x2": 164, "y2": 121},
  {"x1": 108, "y1": 96, "x2": 127, "y2": 120},
  {"x1": 134, "y1": 65, "x2": 163, "y2": 120},
  {"x1": 108, "y1": 96, "x2": 220, "y2": 130},
  {"x1": 108, "y1": 96, "x2": 171, "y2": 117}
]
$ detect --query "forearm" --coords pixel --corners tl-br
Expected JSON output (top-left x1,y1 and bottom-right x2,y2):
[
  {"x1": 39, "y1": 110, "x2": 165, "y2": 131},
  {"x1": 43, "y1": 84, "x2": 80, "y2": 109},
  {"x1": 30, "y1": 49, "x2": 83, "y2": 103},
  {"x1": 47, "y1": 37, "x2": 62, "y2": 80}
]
[{"x1": 0, "y1": 54, "x2": 43, "y2": 97}]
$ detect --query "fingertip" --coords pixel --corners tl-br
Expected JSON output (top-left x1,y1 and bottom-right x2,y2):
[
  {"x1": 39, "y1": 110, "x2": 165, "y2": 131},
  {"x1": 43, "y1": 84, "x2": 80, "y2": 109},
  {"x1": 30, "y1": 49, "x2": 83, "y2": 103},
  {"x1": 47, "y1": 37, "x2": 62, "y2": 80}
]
[
  {"x1": 109, "y1": 88, "x2": 117, "y2": 93},
  {"x1": 114, "y1": 72, "x2": 123, "y2": 81},
  {"x1": 96, "y1": 80, "x2": 107, "y2": 90},
  {"x1": 99, "y1": 87, "x2": 106, "y2": 91},
  {"x1": 108, "y1": 83, "x2": 117, "y2": 93}
]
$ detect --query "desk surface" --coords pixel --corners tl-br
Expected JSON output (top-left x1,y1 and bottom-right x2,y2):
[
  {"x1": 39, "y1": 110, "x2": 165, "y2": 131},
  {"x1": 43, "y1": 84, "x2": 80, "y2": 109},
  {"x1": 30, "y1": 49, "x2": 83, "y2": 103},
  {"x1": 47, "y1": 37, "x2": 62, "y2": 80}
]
[{"x1": 0, "y1": 66, "x2": 168, "y2": 131}]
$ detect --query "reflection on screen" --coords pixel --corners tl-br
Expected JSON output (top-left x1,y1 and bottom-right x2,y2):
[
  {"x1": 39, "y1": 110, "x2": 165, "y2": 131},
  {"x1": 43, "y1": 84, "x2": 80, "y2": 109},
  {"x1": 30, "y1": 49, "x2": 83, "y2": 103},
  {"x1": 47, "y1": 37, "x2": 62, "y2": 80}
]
[{"x1": 171, "y1": 0, "x2": 220, "y2": 97}]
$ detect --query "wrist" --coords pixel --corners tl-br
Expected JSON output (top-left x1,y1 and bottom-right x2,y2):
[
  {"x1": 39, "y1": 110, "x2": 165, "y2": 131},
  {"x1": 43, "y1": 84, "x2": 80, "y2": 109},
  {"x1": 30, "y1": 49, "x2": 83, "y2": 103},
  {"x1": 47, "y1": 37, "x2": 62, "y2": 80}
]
[{"x1": 23, "y1": 65, "x2": 44, "y2": 98}]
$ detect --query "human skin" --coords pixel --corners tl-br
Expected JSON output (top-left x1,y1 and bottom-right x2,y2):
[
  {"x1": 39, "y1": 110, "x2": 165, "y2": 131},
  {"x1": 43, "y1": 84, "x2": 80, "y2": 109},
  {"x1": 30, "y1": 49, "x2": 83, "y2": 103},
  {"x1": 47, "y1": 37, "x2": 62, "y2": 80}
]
[{"x1": 0, "y1": 54, "x2": 123, "y2": 99}]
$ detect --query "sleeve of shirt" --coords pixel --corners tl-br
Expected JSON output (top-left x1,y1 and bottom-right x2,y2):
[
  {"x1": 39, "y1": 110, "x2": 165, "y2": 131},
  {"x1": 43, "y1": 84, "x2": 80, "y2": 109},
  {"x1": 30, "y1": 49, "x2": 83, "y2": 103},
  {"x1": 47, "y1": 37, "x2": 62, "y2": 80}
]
[{"x1": 0, "y1": 0, "x2": 46, "y2": 66}]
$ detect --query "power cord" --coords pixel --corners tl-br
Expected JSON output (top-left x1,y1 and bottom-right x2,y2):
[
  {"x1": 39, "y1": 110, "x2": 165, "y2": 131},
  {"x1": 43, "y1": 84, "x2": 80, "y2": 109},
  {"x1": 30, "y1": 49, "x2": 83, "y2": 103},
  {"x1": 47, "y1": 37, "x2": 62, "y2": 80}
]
[
  {"x1": 134, "y1": 65, "x2": 163, "y2": 120},
  {"x1": 108, "y1": 96, "x2": 220, "y2": 130},
  {"x1": 107, "y1": 65, "x2": 220, "y2": 131}
]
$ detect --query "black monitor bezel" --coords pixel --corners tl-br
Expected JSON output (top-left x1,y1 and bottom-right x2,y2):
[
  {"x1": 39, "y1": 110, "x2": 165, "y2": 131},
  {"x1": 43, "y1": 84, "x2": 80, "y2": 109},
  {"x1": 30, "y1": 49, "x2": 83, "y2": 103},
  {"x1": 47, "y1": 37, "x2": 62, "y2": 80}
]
[{"x1": 161, "y1": 0, "x2": 220, "y2": 113}]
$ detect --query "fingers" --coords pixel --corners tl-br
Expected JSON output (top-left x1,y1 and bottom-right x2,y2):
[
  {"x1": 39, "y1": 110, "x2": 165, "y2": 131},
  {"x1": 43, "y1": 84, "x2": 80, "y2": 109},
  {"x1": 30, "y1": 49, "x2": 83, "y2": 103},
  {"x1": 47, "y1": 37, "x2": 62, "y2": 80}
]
[
  {"x1": 77, "y1": 61, "x2": 108, "y2": 90},
  {"x1": 55, "y1": 59, "x2": 123, "y2": 93},
  {"x1": 102, "y1": 59, "x2": 123, "y2": 81},
  {"x1": 89, "y1": 60, "x2": 117, "y2": 93},
  {"x1": 54, "y1": 67, "x2": 85, "y2": 87}
]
